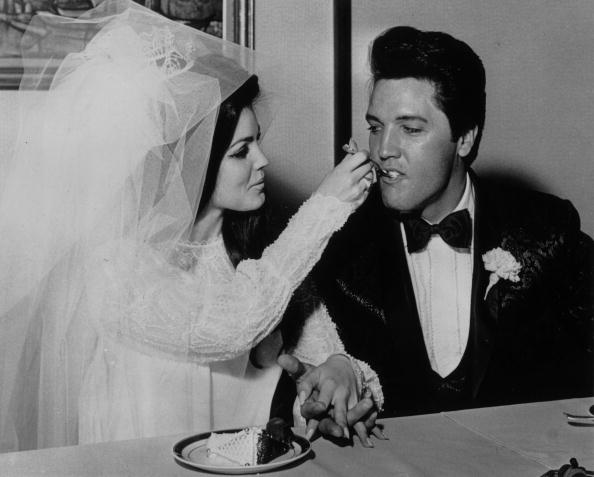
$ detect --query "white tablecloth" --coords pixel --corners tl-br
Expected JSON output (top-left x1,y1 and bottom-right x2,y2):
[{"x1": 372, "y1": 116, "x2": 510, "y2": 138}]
[
  {"x1": 0, "y1": 398, "x2": 592, "y2": 476},
  {"x1": 444, "y1": 398, "x2": 594, "y2": 470}
]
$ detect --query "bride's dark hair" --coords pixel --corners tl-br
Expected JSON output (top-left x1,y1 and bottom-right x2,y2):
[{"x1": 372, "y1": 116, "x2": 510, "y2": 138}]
[
  {"x1": 199, "y1": 74, "x2": 315, "y2": 389},
  {"x1": 197, "y1": 74, "x2": 268, "y2": 265}
]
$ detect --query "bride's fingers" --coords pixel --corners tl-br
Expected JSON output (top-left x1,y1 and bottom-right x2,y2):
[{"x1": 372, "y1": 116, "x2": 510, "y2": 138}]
[
  {"x1": 365, "y1": 167, "x2": 377, "y2": 185},
  {"x1": 360, "y1": 171, "x2": 374, "y2": 192},
  {"x1": 305, "y1": 417, "x2": 320, "y2": 441},
  {"x1": 340, "y1": 150, "x2": 368, "y2": 168},
  {"x1": 313, "y1": 377, "x2": 339, "y2": 412},
  {"x1": 370, "y1": 166, "x2": 377, "y2": 184},
  {"x1": 294, "y1": 366, "x2": 322, "y2": 405},
  {"x1": 277, "y1": 354, "x2": 309, "y2": 379},
  {"x1": 351, "y1": 159, "x2": 373, "y2": 182},
  {"x1": 300, "y1": 399, "x2": 328, "y2": 419},
  {"x1": 342, "y1": 138, "x2": 358, "y2": 155},
  {"x1": 300, "y1": 389, "x2": 328, "y2": 420}
]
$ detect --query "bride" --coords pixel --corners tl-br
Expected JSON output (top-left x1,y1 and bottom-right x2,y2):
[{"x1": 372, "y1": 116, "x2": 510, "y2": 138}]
[{"x1": 0, "y1": 0, "x2": 382, "y2": 451}]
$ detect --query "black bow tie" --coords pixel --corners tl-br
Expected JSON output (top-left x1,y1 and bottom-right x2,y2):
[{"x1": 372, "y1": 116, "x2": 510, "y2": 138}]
[{"x1": 403, "y1": 209, "x2": 472, "y2": 253}]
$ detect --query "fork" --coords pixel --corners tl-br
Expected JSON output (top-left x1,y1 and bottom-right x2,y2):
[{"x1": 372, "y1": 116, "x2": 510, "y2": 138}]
[{"x1": 564, "y1": 405, "x2": 594, "y2": 426}]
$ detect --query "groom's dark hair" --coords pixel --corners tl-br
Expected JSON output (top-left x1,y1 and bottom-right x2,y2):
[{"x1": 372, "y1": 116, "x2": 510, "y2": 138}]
[{"x1": 370, "y1": 26, "x2": 486, "y2": 164}]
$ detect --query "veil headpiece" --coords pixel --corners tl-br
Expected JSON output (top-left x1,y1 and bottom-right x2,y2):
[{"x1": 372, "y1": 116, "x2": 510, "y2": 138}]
[{"x1": 0, "y1": 0, "x2": 258, "y2": 451}]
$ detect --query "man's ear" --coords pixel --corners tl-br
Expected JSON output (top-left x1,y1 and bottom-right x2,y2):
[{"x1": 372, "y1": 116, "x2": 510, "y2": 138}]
[{"x1": 456, "y1": 126, "x2": 478, "y2": 159}]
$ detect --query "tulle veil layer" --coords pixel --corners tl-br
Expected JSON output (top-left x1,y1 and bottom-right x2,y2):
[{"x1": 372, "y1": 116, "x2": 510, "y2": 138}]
[{"x1": 0, "y1": 0, "x2": 259, "y2": 451}]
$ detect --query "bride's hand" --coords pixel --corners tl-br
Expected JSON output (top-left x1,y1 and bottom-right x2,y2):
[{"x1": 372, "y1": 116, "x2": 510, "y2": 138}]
[
  {"x1": 315, "y1": 150, "x2": 373, "y2": 209},
  {"x1": 278, "y1": 354, "x2": 385, "y2": 447},
  {"x1": 295, "y1": 354, "x2": 358, "y2": 438}
]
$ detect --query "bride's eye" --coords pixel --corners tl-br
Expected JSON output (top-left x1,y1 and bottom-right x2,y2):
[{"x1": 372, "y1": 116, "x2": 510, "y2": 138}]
[{"x1": 230, "y1": 144, "x2": 249, "y2": 159}]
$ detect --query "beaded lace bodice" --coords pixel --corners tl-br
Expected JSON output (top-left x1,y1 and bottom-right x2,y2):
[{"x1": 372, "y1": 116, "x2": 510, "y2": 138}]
[
  {"x1": 172, "y1": 238, "x2": 345, "y2": 366},
  {"x1": 88, "y1": 193, "x2": 384, "y2": 408},
  {"x1": 93, "y1": 194, "x2": 352, "y2": 363}
]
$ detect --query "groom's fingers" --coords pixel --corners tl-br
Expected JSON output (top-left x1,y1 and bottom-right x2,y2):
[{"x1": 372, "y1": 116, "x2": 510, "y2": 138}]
[
  {"x1": 371, "y1": 425, "x2": 388, "y2": 440},
  {"x1": 330, "y1": 386, "x2": 350, "y2": 439},
  {"x1": 345, "y1": 393, "x2": 374, "y2": 425},
  {"x1": 317, "y1": 416, "x2": 344, "y2": 438},
  {"x1": 354, "y1": 421, "x2": 373, "y2": 447}
]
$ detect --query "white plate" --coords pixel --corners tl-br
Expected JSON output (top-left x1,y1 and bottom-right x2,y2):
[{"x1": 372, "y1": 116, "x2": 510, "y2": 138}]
[{"x1": 172, "y1": 427, "x2": 312, "y2": 474}]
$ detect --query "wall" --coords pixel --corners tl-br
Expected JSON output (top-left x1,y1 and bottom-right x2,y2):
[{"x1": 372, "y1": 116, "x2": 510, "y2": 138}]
[
  {"x1": 0, "y1": 92, "x2": 18, "y2": 157},
  {"x1": 254, "y1": 0, "x2": 337, "y2": 211},
  {"x1": 3, "y1": 1, "x2": 590, "y2": 234},
  {"x1": 351, "y1": 0, "x2": 594, "y2": 237}
]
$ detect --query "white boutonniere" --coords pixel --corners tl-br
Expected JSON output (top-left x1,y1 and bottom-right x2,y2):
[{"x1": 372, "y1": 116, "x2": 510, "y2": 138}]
[{"x1": 482, "y1": 247, "x2": 522, "y2": 299}]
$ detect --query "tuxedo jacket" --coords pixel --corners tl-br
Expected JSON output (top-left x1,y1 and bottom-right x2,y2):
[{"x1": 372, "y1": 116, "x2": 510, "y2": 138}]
[{"x1": 313, "y1": 171, "x2": 594, "y2": 417}]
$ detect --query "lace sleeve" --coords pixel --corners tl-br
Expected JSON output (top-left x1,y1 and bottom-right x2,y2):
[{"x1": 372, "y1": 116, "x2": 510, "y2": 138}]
[
  {"x1": 96, "y1": 193, "x2": 352, "y2": 363},
  {"x1": 289, "y1": 303, "x2": 384, "y2": 411},
  {"x1": 290, "y1": 302, "x2": 345, "y2": 366}
]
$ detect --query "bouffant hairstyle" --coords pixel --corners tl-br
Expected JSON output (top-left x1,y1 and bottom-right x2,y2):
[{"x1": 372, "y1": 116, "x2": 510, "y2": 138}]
[{"x1": 370, "y1": 26, "x2": 486, "y2": 163}]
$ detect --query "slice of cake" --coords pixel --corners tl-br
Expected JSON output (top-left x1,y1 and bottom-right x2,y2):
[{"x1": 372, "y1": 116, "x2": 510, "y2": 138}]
[{"x1": 206, "y1": 418, "x2": 294, "y2": 466}]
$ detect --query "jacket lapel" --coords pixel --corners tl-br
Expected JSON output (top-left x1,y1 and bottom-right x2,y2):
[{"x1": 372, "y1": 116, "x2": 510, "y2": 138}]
[
  {"x1": 381, "y1": 212, "x2": 434, "y2": 377},
  {"x1": 335, "y1": 201, "x2": 432, "y2": 375},
  {"x1": 469, "y1": 172, "x2": 502, "y2": 397}
]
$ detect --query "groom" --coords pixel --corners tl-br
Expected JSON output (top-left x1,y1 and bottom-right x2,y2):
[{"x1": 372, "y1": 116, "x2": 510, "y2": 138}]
[{"x1": 308, "y1": 26, "x2": 593, "y2": 417}]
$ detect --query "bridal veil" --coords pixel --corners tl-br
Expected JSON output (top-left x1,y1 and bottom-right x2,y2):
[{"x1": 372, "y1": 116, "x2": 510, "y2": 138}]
[{"x1": 0, "y1": 0, "x2": 261, "y2": 451}]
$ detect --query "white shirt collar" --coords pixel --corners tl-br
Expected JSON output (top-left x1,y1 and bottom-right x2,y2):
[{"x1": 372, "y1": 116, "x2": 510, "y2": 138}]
[{"x1": 453, "y1": 172, "x2": 475, "y2": 218}]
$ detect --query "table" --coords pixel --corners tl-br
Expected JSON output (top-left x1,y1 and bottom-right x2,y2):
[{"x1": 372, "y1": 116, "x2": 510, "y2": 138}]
[{"x1": 1, "y1": 398, "x2": 592, "y2": 476}]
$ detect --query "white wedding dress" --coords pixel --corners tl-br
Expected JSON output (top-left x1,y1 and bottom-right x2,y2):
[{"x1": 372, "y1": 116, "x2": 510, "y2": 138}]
[
  {"x1": 0, "y1": 0, "x2": 382, "y2": 451},
  {"x1": 78, "y1": 194, "x2": 363, "y2": 443}
]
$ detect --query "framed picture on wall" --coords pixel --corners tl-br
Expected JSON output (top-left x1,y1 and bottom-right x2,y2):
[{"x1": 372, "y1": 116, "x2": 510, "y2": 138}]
[{"x1": 0, "y1": 0, "x2": 253, "y2": 89}]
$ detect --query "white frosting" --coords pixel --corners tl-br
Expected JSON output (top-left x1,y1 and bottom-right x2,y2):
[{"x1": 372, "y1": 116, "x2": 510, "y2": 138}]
[{"x1": 206, "y1": 428, "x2": 263, "y2": 466}]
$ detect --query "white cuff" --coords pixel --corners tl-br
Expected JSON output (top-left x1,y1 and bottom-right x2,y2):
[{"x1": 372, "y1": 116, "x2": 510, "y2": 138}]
[{"x1": 340, "y1": 353, "x2": 384, "y2": 412}]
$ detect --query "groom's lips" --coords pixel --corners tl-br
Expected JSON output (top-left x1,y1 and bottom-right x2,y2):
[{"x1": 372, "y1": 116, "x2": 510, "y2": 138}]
[{"x1": 376, "y1": 165, "x2": 403, "y2": 180}]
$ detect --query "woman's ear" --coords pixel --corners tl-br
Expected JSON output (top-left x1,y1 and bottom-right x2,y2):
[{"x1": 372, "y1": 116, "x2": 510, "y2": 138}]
[{"x1": 456, "y1": 126, "x2": 478, "y2": 159}]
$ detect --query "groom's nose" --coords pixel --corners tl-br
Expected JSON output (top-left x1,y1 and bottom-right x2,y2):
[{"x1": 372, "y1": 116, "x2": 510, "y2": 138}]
[{"x1": 378, "y1": 125, "x2": 402, "y2": 161}]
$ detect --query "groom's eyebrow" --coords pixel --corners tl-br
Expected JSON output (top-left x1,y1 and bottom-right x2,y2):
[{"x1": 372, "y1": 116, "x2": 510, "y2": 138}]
[
  {"x1": 396, "y1": 115, "x2": 428, "y2": 123},
  {"x1": 365, "y1": 113, "x2": 428, "y2": 123}
]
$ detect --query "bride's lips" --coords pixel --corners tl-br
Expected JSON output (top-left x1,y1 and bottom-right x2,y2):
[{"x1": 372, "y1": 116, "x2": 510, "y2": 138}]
[{"x1": 251, "y1": 179, "x2": 265, "y2": 189}]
